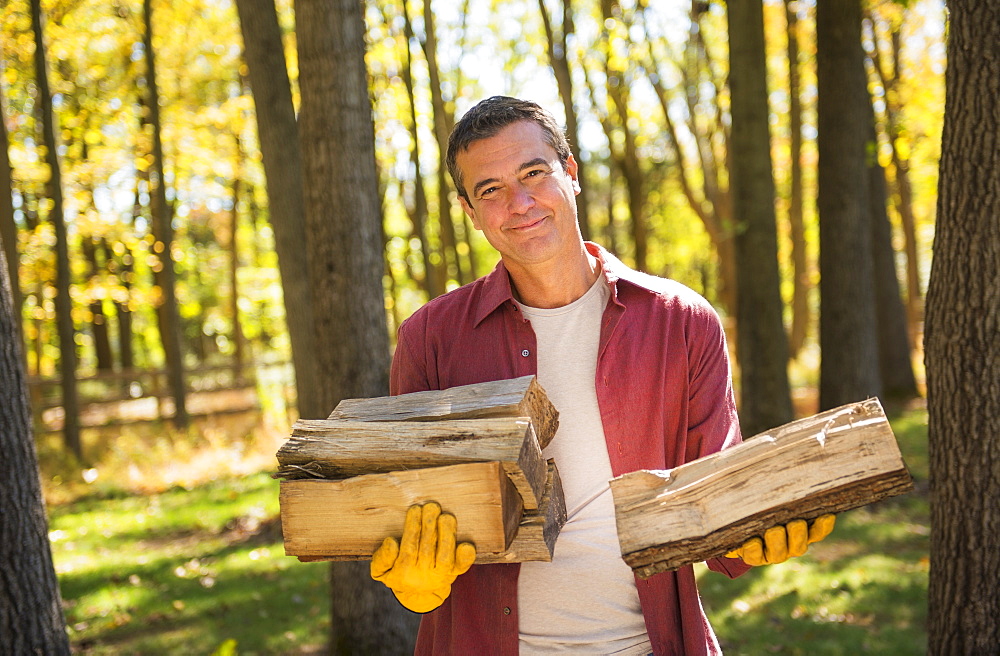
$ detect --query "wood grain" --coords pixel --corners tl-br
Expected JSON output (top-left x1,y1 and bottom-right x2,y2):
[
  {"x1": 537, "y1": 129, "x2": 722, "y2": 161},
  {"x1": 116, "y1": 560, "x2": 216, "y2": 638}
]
[
  {"x1": 298, "y1": 460, "x2": 567, "y2": 564},
  {"x1": 280, "y1": 461, "x2": 523, "y2": 558},
  {"x1": 610, "y1": 398, "x2": 914, "y2": 578}
]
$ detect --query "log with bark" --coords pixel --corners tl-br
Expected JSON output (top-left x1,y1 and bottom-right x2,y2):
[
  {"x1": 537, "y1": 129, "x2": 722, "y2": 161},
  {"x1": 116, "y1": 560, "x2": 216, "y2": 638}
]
[
  {"x1": 328, "y1": 374, "x2": 559, "y2": 448},
  {"x1": 611, "y1": 398, "x2": 914, "y2": 578}
]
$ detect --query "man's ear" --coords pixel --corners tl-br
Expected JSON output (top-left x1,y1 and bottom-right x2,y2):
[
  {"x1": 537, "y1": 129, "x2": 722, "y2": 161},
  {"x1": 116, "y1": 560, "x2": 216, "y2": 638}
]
[
  {"x1": 459, "y1": 195, "x2": 481, "y2": 231},
  {"x1": 566, "y1": 154, "x2": 581, "y2": 195}
]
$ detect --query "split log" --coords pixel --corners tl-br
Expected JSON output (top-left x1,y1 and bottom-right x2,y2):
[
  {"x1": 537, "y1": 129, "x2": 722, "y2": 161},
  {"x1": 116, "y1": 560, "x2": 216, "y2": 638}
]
[
  {"x1": 280, "y1": 461, "x2": 523, "y2": 559},
  {"x1": 611, "y1": 398, "x2": 914, "y2": 578},
  {"x1": 328, "y1": 375, "x2": 559, "y2": 449},
  {"x1": 299, "y1": 460, "x2": 568, "y2": 564},
  {"x1": 275, "y1": 416, "x2": 547, "y2": 510}
]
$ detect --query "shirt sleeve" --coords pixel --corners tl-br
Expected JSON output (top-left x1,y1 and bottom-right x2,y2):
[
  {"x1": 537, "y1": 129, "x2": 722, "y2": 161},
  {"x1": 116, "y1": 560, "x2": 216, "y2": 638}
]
[
  {"x1": 685, "y1": 301, "x2": 742, "y2": 462},
  {"x1": 686, "y1": 301, "x2": 753, "y2": 579},
  {"x1": 389, "y1": 312, "x2": 432, "y2": 396}
]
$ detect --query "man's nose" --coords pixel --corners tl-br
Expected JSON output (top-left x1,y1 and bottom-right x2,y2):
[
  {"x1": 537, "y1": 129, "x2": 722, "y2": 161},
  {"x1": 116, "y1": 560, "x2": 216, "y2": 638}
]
[{"x1": 509, "y1": 182, "x2": 535, "y2": 213}]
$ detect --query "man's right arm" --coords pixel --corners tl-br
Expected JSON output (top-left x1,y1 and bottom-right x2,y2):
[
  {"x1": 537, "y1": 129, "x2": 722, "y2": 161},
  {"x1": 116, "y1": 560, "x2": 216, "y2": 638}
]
[{"x1": 390, "y1": 313, "x2": 431, "y2": 396}]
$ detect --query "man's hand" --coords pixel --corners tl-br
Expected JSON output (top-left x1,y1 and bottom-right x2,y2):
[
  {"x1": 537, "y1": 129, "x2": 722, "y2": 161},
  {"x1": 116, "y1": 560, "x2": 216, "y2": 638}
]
[
  {"x1": 725, "y1": 514, "x2": 836, "y2": 566},
  {"x1": 370, "y1": 502, "x2": 477, "y2": 613}
]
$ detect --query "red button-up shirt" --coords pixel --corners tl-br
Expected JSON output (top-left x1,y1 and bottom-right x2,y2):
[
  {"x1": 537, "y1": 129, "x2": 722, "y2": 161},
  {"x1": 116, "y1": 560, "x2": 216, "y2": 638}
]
[{"x1": 390, "y1": 243, "x2": 751, "y2": 656}]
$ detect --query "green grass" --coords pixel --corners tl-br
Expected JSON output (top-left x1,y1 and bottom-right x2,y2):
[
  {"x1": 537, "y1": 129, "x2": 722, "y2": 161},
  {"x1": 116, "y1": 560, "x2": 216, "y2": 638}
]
[
  {"x1": 47, "y1": 405, "x2": 930, "y2": 654},
  {"x1": 50, "y1": 472, "x2": 330, "y2": 655},
  {"x1": 700, "y1": 404, "x2": 930, "y2": 655}
]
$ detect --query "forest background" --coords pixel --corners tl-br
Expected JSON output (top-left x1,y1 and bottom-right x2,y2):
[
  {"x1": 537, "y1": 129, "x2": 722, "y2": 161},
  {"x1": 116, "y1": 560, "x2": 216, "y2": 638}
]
[{"x1": 1, "y1": 0, "x2": 958, "y2": 653}]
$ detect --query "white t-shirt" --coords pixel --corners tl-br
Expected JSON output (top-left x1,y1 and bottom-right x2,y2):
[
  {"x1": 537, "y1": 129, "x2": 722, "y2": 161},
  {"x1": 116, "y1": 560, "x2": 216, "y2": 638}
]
[{"x1": 515, "y1": 276, "x2": 651, "y2": 655}]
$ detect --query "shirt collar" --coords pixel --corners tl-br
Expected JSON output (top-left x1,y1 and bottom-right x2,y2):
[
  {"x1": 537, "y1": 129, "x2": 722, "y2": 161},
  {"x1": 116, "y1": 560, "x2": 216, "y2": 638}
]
[{"x1": 473, "y1": 242, "x2": 635, "y2": 327}]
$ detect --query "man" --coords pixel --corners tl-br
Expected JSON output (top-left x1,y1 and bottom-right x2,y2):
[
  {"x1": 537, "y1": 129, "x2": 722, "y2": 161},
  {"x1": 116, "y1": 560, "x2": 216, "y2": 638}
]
[{"x1": 370, "y1": 96, "x2": 833, "y2": 654}]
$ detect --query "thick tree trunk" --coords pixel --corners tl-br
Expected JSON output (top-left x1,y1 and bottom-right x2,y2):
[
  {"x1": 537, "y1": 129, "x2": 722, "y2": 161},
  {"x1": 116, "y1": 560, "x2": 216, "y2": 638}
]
[
  {"x1": 924, "y1": 1, "x2": 1000, "y2": 651},
  {"x1": 816, "y1": 0, "x2": 882, "y2": 410},
  {"x1": 0, "y1": 243, "x2": 70, "y2": 655},
  {"x1": 726, "y1": 0, "x2": 792, "y2": 435},
  {"x1": 32, "y1": 0, "x2": 82, "y2": 459},
  {"x1": 295, "y1": 0, "x2": 420, "y2": 649},
  {"x1": 784, "y1": 0, "x2": 809, "y2": 358},
  {"x1": 234, "y1": 0, "x2": 323, "y2": 418},
  {"x1": 143, "y1": 0, "x2": 188, "y2": 428}
]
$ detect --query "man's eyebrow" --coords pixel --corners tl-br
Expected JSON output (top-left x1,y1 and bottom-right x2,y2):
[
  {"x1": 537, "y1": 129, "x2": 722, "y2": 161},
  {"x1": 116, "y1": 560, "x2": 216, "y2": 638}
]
[
  {"x1": 472, "y1": 176, "x2": 501, "y2": 198},
  {"x1": 471, "y1": 158, "x2": 552, "y2": 197}
]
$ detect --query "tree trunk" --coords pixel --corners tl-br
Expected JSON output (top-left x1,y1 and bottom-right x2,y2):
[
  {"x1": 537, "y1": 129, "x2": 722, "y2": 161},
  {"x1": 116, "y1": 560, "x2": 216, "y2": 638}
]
[
  {"x1": 294, "y1": 0, "x2": 420, "y2": 649},
  {"x1": 234, "y1": 0, "x2": 323, "y2": 418},
  {"x1": 538, "y1": 0, "x2": 591, "y2": 242},
  {"x1": 399, "y1": 2, "x2": 440, "y2": 300},
  {"x1": 924, "y1": 1, "x2": 1000, "y2": 651},
  {"x1": 31, "y1": 0, "x2": 82, "y2": 459},
  {"x1": 229, "y1": 147, "x2": 245, "y2": 383},
  {"x1": 784, "y1": 0, "x2": 809, "y2": 359},
  {"x1": 867, "y1": 20, "x2": 923, "y2": 343},
  {"x1": 82, "y1": 238, "x2": 114, "y2": 372},
  {"x1": 864, "y1": 113, "x2": 917, "y2": 402},
  {"x1": 816, "y1": 0, "x2": 881, "y2": 410},
  {"x1": 0, "y1": 239, "x2": 70, "y2": 655},
  {"x1": 419, "y1": 0, "x2": 466, "y2": 286},
  {"x1": 0, "y1": 94, "x2": 21, "y2": 333},
  {"x1": 143, "y1": 0, "x2": 188, "y2": 428},
  {"x1": 726, "y1": 0, "x2": 793, "y2": 435}
]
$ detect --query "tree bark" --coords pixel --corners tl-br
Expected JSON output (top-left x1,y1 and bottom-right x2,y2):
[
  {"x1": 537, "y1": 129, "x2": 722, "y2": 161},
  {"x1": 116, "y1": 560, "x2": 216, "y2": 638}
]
[
  {"x1": 864, "y1": 110, "x2": 917, "y2": 402},
  {"x1": 816, "y1": 0, "x2": 882, "y2": 410},
  {"x1": 295, "y1": 0, "x2": 420, "y2": 649},
  {"x1": 399, "y1": 1, "x2": 440, "y2": 300},
  {"x1": 82, "y1": 238, "x2": 114, "y2": 372},
  {"x1": 866, "y1": 19, "x2": 923, "y2": 343},
  {"x1": 228, "y1": 143, "x2": 245, "y2": 383},
  {"x1": 0, "y1": 93, "x2": 21, "y2": 333},
  {"x1": 784, "y1": 0, "x2": 809, "y2": 358},
  {"x1": 0, "y1": 238, "x2": 70, "y2": 655},
  {"x1": 538, "y1": 0, "x2": 591, "y2": 242},
  {"x1": 31, "y1": 0, "x2": 82, "y2": 458},
  {"x1": 419, "y1": 0, "x2": 467, "y2": 286},
  {"x1": 924, "y1": 1, "x2": 1000, "y2": 651},
  {"x1": 143, "y1": 0, "x2": 188, "y2": 428},
  {"x1": 234, "y1": 0, "x2": 323, "y2": 418},
  {"x1": 726, "y1": 0, "x2": 793, "y2": 435}
]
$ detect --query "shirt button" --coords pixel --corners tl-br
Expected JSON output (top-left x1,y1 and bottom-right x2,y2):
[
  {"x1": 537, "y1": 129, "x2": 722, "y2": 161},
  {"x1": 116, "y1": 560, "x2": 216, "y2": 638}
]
[
  {"x1": 503, "y1": 607, "x2": 511, "y2": 615},
  {"x1": 521, "y1": 349, "x2": 530, "y2": 357}
]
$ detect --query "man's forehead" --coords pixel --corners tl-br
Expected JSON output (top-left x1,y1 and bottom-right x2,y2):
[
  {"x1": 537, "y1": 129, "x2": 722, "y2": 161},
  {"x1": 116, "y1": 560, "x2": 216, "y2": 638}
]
[{"x1": 459, "y1": 122, "x2": 558, "y2": 166}]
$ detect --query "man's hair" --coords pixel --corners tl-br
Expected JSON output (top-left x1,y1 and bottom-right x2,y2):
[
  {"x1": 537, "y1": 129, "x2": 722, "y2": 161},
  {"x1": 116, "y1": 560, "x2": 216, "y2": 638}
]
[{"x1": 446, "y1": 96, "x2": 572, "y2": 201}]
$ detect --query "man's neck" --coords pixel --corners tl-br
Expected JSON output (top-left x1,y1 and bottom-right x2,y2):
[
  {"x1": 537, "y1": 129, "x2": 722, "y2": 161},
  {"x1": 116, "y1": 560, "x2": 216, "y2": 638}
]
[{"x1": 506, "y1": 247, "x2": 602, "y2": 309}]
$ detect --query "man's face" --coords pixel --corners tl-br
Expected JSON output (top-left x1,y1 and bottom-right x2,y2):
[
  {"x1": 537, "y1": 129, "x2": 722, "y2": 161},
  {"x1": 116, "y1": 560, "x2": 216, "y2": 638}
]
[{"x1": 456, "y1": 120, "x2": 581, "y2": 275}]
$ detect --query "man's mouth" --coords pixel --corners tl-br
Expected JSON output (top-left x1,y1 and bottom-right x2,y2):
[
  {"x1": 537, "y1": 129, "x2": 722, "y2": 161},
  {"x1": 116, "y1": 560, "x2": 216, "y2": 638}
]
[{"x1": 507, "y1": 216, "x2": 547, "y2": 232}]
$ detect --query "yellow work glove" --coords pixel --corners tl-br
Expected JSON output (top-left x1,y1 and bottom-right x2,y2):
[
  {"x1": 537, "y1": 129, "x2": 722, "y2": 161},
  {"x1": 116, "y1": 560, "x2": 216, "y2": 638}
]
[
  {"x1": 725, "y1": 514, "x2": 836, "y2": 566},
  {"x1": 370, "y1": 502, "x2": 476, "y2": 613}
]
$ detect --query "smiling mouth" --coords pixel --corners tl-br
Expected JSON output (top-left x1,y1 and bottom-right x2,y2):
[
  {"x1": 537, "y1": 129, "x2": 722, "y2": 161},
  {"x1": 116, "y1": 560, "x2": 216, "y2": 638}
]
[{"x1": 507, "y1": 216, "x2": 548, "y2": 231}]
